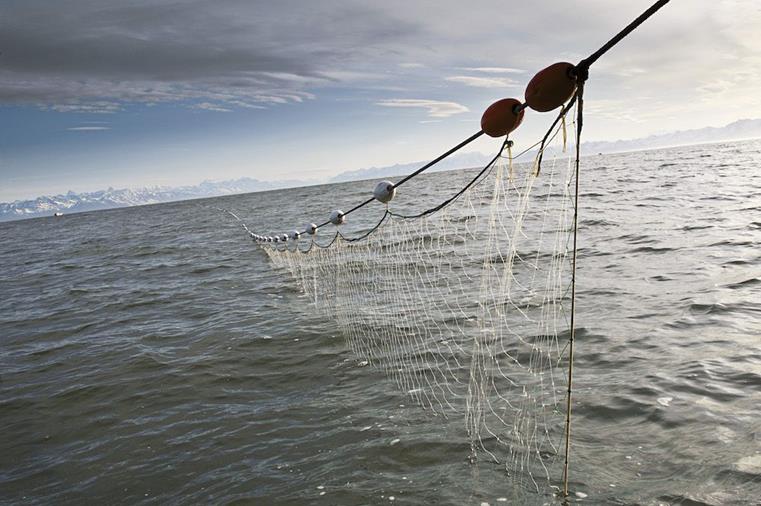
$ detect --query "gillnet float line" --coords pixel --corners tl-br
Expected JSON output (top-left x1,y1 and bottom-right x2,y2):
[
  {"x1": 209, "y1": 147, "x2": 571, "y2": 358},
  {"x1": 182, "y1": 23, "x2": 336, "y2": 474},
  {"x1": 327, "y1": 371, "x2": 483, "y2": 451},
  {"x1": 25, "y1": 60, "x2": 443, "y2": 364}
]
[
  {"x1": 230, "y1": 0, "x2": 672, "y2": 500},
  {"x1": 237, "y1": 0, "x2": 671, "y2": 247}
]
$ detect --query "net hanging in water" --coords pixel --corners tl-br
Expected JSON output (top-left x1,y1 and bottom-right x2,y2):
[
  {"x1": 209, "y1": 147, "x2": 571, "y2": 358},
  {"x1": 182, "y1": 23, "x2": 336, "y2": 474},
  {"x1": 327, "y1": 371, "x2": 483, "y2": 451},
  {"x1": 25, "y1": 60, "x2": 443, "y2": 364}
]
[
  {"x1": 254, "y1": 108, "x2": 578, "y2": 494},
  {"x1": 231, "y1": 0, "x2": 674, "y2": 496}
]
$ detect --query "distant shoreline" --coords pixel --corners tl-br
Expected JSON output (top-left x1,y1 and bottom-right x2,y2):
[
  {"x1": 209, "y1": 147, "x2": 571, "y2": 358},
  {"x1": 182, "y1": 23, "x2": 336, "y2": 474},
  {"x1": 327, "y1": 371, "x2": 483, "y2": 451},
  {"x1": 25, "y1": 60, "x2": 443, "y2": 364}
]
[{"x1": 2, "y1": 135, "x2": 760, "y2": 224}]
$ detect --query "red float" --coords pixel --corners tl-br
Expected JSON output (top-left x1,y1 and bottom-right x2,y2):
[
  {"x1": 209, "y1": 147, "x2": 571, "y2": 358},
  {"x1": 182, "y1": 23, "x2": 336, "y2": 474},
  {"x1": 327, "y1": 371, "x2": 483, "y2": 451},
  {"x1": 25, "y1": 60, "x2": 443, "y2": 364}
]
[
  {"x1": 525, "y1": 62, "x2": 577, "y2": 112},
  {"x1": 480, "y1": 98, "x2": 525, "y2": 138}
]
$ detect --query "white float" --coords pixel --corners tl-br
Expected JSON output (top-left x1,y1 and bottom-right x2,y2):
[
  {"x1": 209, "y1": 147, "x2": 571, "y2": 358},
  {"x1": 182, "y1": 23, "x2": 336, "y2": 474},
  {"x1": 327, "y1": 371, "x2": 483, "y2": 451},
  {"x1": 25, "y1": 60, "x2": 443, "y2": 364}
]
[
  {"x1": 329, "y1": 210, "x2": 345, "y2": 225},
  {"x1": 373, "y1": 180, "x2": 396, "y2": 204}
]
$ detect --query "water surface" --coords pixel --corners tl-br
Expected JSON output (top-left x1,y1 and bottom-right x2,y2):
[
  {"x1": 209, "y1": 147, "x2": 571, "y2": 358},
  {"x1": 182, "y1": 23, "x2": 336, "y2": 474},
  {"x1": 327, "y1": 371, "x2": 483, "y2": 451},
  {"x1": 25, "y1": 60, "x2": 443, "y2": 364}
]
[{"x1": 2, "y1": 140, "x2": 761, "y2": 505}]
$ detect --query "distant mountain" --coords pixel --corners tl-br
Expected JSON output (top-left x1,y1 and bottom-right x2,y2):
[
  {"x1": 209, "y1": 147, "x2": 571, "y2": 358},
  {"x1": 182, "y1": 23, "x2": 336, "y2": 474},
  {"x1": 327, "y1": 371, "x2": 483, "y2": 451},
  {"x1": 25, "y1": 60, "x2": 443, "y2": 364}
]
[
  {"x1": 329, "y1": 151, "x2": 492, "y2": 183},
  {"x1": 2, "y1": 118, "x2": 760, "y2": 222},
  {"x1": 577, "y1": 118, "x2": 761, "y2": 155},
  {"x1": 328, "y1": 119, "x2": 761, "y2": 182},
  {"x1": 0, "y1": 178, "x2": 311, "y2": 222}
]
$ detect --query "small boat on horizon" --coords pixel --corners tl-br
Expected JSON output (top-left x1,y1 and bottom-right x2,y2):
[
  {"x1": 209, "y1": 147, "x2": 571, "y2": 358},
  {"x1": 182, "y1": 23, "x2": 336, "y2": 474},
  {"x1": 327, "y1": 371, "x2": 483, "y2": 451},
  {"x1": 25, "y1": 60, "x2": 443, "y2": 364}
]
[{"x1": 54, "y1": 212, "x2": 63, "y2": 217}]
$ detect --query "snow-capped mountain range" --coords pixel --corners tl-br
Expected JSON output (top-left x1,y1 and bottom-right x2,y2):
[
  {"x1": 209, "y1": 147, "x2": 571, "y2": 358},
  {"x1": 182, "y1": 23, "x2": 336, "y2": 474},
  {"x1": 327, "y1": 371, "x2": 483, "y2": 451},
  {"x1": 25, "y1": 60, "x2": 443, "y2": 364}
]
[
  {"x1": 0, "y1": 179, "x2": 306, "y2": 222},
  {"x1": 3, "y1": 119, "x2": 760, "y2": 222}
]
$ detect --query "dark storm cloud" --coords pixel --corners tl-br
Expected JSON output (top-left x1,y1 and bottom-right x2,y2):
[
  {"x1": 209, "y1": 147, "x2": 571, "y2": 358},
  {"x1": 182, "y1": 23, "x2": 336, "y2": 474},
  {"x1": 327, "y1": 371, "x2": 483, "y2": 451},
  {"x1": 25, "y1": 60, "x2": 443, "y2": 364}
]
[
  {"x1": 1, "y1": 0, "x2": 648, "y2": 111},
  {"x1": 1, "y1": 0, "x2": 757, "y2": 115},
  {"x1": 0, "y1": 0, "x2": 420, "y2": 109}
]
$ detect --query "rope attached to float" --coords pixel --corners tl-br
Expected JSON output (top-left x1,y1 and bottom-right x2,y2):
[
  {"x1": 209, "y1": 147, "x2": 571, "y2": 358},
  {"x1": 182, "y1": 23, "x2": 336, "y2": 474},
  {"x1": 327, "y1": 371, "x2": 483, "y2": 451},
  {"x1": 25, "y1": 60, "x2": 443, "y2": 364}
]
[
  {"x1": 230, "y1": 0, "x2": 672, "y2": 498},
  {"x1": 240, "y1": 0, "x2": 670, "y2": 245}
]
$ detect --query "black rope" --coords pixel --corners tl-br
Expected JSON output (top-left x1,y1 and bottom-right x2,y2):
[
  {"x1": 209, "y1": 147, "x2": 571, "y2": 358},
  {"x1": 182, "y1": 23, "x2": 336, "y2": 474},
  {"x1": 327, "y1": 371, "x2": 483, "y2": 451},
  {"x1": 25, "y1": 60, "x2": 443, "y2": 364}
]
[
  {"x1": 535, "y1": 95, "x2": 577, "y2": 176},
  {"x1": 344, "y1": 197, "x2": 375, "y2": 216},
  {"x1": 310, "y1": 130, "x2": 484, "y2": 230},
  {"x1": 510, "y1": 138, "x2": 544, "y2": 161},
  {"x1": 388, "y1": 139, "x2": 510, "y2": 220},
  {"x1": 533, "y1": 0, "x2": 671, "y2": 179},
  {"x1": 577, "y1": 0, "x2": 671, "y2": 74},
  {"x1": 337, "y1": 210, "x2": 390, "y2": 243},
  {"x1": 233, "y1": 0, "x2": 671, "y2": 246},
  {"x1": 313, "y1": 231, "x2": 340, "y2": 249},
  {"x1": 394, "y1": 130, "x2": 484, "y2": 188}
]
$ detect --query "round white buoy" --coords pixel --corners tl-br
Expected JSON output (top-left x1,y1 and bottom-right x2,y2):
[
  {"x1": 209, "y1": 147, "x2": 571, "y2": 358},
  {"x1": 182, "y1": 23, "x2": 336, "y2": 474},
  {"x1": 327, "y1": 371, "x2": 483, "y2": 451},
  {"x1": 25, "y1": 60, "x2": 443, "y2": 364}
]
[
  {"x1": 274, "y1": 236, "x2": 280, "y2": 242},
  {"x1": 373, "y1": 180, "x2": 396, "y2": 204},
  {"x1": 281, "y1": 233, "x2": 288, "y2": 242},
  {"x1": 306, "y1": 223, "x2": 318, "y2": 235},
  {"x1": 329, "y1": 210, "x2": 345, "y2": 225},
  {"x1": 289, "y1": 230, "x2": 300, "y2": 240}
]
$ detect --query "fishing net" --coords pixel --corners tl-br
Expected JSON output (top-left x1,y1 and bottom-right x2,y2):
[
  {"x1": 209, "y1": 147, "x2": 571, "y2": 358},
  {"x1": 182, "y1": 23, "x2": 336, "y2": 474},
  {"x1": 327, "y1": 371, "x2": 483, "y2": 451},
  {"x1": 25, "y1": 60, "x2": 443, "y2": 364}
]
[
  {"x1": 259, "y1": 111, "x2": 578, "y2": 493},
  {"x1": 223, "y1": 0, "x2": 677, "y2": 494}
]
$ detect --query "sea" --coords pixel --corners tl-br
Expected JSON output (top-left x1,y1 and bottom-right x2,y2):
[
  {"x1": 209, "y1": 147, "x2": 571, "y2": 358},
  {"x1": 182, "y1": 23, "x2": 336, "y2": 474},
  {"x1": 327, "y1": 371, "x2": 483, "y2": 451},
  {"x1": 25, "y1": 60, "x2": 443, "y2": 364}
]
[{"x1": 1, "y1": 139, "x2": 760, "y2": 505}]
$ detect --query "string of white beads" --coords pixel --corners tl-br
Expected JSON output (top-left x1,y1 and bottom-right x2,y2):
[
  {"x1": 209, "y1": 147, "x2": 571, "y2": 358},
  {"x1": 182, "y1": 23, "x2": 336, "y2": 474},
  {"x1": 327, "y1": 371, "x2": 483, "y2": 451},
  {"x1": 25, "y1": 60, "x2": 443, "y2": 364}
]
[{"x1": 255, "y1": 179, "x2": 400, "y2": 242}]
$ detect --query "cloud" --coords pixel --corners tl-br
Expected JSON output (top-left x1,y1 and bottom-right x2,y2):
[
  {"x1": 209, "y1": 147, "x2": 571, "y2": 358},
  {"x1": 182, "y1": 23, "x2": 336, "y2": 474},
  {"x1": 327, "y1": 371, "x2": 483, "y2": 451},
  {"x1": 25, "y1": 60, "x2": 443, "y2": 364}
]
[
  {"x1": 0, "y1": 0, "x2": 418, "y2": 111},
  {"x1": 224, "y1": 100, "x2": 267, "y2": 110},
  {"x1": 0, "y1": 0, "x2": 638, "y2": 113},
  {"x1": 376, "y1": 99, "x2": 468, "y2": 118},
  {"x1": 50, "y1": 102, "x2": 122, "y2": 114},
  {"x1": 0, "y1": 0, "x2": 759, "y2": 130},
  {"x1": 445, "y1": 75, "x2": 519, "y2": 88},
  {"x1": 464, "y1": 67, "x2": 525, "y2": 74},
  {"x1": 194, "y1": 102, "x2": 233, "y2": 113},
  {"x1": 67, "y1": 126, "x2": 111, "y2": 131},
  {"x1": 584, "y1": 99, "x2": 647, "y2": 123}
]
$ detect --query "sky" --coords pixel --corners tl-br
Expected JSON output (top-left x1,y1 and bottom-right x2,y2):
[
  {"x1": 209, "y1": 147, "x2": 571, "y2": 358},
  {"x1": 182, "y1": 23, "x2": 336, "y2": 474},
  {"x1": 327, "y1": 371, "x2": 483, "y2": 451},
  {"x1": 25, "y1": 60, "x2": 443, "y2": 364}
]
[{"x1": 1, "y1": 0, "x2": 760, "y2": 201}]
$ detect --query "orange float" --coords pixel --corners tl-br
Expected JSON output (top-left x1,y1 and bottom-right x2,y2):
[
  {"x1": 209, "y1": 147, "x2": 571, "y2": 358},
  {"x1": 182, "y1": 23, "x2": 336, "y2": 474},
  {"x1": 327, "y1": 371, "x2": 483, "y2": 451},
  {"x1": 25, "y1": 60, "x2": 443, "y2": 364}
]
[
  {"x1": 525, "y1": 62, "x2": 577, "y2": 112},
  {"x1": 480, "y1": 98, "x2": 525, "y2": 138}
]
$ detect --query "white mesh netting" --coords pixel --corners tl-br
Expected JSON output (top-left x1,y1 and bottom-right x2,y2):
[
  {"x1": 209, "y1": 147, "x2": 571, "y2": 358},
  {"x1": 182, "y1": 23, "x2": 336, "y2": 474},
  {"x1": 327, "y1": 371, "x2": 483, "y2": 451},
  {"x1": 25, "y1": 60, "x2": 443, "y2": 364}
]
[{"x1": 260, "y1": 121, "x2": 577, "y2": 492}]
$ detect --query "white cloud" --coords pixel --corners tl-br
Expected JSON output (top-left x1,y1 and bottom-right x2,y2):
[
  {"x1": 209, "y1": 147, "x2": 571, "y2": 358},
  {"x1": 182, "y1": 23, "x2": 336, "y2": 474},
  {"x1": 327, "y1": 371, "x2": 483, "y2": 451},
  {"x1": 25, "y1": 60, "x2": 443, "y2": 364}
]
[
  {"x1": 445, "y1": 75, "x2": 519, "y2": 88},
  {"x1": 66, "y1": 126, "x2": 111, "y2": 131},
  {"x1": 1, "y1": 0, "x2": 760, "y2": 138},
  {"x1": 464, "y1": 67, "x2": 525, "y2": 74},
  {"x1": 50, "y1": 102, "x2": 121, "y2": 114},
  {"x1": 224, "y1": 100, "x2": 267, "y2": 109},
  {"x1": 195, "y1": 102, "x2": 232, "y2": 112},
  {"x1": 584, "y1": 99, "x2": 647, "y2": 124},
  {"x1": 376, "y1": 99, "x2": 469, "y2": 118}
]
